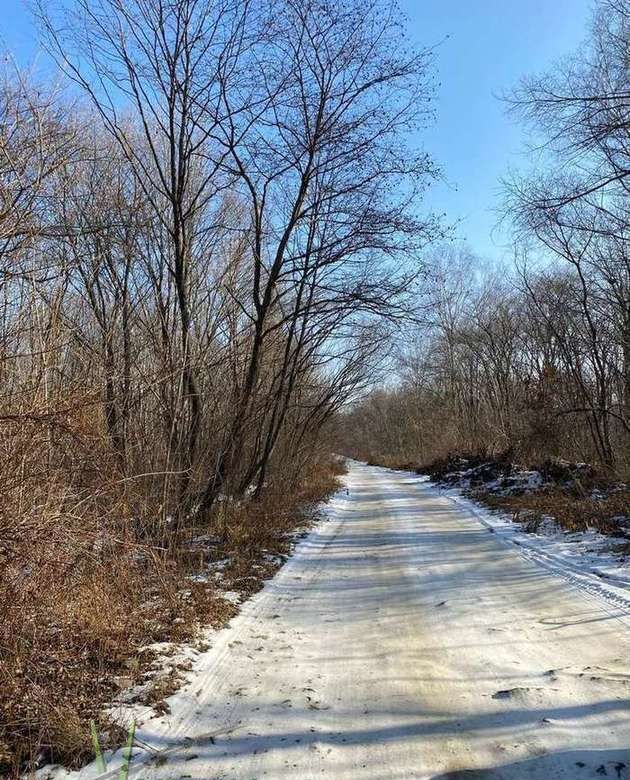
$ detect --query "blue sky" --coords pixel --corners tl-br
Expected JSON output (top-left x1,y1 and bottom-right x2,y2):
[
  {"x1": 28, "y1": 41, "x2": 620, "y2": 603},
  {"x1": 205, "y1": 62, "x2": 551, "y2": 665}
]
[
  {"x1": 400, "y1": 0, "x2": 592, "y2": 262},
  {"x1": 1, "y1": 0, "x2": 592, "y2": 264}
]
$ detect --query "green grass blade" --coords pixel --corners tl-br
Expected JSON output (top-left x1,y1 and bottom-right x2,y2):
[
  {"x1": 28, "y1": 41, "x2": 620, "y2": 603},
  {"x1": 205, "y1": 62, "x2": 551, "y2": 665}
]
[
  {"x1": 90, "y1": 720, "x2": 106, "y2": 773},
  {"x1": 119, "y1": 720, "x2": 136, "y2": 780}
]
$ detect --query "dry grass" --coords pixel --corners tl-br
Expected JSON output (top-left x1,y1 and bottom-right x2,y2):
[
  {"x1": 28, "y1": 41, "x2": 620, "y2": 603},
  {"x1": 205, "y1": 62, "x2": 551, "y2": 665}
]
[
  {"x1": 0, "y1": 406, "x2": 344, "y2": 778},
  {"x1": 203, "y1": 456, "x2": 345, "y2": 598},
  {"x1": 0, "y1": 508, "x2": 234, "y2": 774},
  {"x1": 478, "y1": 487, "x2": 630, "y2": 536}
]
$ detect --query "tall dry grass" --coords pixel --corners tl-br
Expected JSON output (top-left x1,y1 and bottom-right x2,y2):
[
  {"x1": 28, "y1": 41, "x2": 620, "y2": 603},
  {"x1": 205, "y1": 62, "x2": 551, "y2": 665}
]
[{"x1": 0, "y1": 394, "x2": 344, "y2": 776}]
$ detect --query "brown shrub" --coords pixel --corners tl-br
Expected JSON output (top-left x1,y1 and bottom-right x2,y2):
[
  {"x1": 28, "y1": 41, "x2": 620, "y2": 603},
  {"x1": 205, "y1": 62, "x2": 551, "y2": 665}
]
[
  {"x1": 479, "y1": 488, "x2": 630, "y2": 536},
  {"x1": 0, "y1": 415, "x2": 342, "y2": 777}
]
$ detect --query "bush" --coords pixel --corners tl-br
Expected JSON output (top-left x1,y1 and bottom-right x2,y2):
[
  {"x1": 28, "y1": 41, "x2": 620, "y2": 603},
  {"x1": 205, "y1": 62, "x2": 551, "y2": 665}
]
[{"x1": 0, "y1": 413, "x2": 342, "y2": 776}]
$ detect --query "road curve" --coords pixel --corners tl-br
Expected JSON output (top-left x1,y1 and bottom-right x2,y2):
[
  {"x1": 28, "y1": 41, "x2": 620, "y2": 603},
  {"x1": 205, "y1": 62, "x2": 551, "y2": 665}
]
[{"x1": 86, "y1": 462, "x2": 630, "y2": 779}]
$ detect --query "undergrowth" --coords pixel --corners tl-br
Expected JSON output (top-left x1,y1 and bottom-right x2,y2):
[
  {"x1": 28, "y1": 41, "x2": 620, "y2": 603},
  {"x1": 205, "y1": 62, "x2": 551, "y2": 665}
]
[
  {"x1": 0, "y1": 411, "x2": 344, "y2": 777},
  {"x1": 479, "y1": 488, "x2": 630, "y2": 536}
]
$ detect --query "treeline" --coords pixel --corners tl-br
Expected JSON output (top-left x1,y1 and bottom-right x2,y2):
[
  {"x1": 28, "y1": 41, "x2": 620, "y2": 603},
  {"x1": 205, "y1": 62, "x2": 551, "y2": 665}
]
[
  {"x1": 341, "y1": 0, "x2": 630, "y2": 477},
  {"x1": 340, "y1": 246, "x2": 630, "y2": 474},
  {"x1": 0, "y1": 0, "x2": 438, "y2": 527}
]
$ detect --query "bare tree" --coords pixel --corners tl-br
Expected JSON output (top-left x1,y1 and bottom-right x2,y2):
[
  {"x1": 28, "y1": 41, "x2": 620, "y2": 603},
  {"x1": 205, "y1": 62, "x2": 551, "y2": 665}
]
[
  {"x1": 199, "y1": 0, "x2": 441, "y2": 503},
  {"x1": 38, "y1": 0, "x2": 251, "y2": 506}
]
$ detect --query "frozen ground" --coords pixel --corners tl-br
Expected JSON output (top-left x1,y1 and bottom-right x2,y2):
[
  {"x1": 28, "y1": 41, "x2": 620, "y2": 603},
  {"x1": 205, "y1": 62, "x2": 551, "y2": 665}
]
[
  {"x1": 41, "y1": 461, "x2": 630, "y2": 780},
  {"x1": 433, "y1": 479, "x2": 630, "y2": 619}
]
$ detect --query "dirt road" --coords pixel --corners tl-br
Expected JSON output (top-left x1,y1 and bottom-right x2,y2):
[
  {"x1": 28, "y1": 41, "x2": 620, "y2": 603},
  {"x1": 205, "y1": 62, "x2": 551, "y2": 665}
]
[{"x1": 70, "y1": 462, "x2": 630, "y2": 779}]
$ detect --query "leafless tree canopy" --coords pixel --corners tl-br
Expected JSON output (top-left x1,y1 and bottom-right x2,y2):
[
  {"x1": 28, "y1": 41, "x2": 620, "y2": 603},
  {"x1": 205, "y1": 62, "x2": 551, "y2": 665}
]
[{"x1": 0, "y1": 0, "x2": 440, "y2": 525}]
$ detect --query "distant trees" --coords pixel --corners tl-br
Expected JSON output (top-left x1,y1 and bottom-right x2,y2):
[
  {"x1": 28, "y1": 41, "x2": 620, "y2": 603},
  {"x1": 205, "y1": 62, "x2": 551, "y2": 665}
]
[{"x1": 340, "y1": 248, "x2": 630, "y2": 474}]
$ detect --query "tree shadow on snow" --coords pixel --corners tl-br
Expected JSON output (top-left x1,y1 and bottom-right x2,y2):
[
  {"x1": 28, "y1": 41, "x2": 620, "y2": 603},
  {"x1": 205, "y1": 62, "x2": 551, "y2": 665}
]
[{"x1": 433, "y1": 747, "x2": 630, "y2": 779}]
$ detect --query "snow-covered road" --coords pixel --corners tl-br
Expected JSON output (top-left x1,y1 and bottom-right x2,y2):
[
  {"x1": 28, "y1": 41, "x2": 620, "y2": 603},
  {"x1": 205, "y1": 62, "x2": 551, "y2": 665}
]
[{"x1": 67, "y1": 461, "x2": 630, "y2": 779}]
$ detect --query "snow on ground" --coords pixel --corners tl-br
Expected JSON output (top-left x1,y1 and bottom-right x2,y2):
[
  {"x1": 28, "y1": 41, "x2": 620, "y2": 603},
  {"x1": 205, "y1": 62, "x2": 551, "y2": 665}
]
[
  {"x1": 38, "y1": 461, "x2": 630, "y2": 780},
  {"x1": 414, "y1": 472, "x2": 630, "y2": 621}
]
